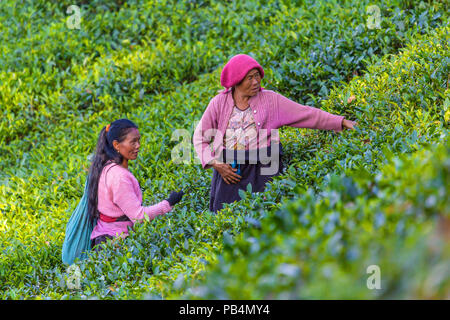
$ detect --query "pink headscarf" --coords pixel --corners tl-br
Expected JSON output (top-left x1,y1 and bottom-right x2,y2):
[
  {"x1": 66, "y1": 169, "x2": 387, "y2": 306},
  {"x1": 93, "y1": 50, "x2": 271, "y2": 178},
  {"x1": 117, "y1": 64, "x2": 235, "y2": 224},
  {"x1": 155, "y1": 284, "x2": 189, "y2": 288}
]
[{"x1": 220, "y1": 54, "x2": 265, "y2": 93}]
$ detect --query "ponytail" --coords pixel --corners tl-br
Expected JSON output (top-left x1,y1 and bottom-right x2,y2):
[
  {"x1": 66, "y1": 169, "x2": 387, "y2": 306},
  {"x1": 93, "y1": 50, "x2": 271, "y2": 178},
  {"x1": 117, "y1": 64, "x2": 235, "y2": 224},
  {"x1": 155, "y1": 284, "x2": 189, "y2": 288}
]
[{"x1": 87, "y1": 119, "x2": 138, "y2": 222}]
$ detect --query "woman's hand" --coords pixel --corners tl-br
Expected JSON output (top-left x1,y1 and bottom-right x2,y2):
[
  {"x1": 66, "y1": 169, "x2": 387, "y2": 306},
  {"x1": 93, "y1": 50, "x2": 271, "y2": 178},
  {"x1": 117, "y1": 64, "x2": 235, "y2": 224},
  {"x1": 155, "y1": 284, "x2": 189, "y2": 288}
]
[
  {"x1": 166, "y1": 190, "x2": 184, "y2": 206},
  {"x1": 342, "y1": 119, "x2": 357, "y2": 130},
  {"x1": 212, "y1": 161, "x2": 242, "y2": 185}
]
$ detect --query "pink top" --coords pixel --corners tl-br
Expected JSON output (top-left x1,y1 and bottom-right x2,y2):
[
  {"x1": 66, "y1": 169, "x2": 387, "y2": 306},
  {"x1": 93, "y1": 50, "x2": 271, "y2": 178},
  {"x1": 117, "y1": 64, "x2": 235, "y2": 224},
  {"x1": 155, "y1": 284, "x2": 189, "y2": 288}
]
[
  {"x1": 193, "y1": 88, "x2": 345, "y2": 169},
  {"x1": 223, "y1": 105, "x2": 258, "y2": 150},
  {"x1": 90, "y1": 162, "x2": 172, "y2": 239}
]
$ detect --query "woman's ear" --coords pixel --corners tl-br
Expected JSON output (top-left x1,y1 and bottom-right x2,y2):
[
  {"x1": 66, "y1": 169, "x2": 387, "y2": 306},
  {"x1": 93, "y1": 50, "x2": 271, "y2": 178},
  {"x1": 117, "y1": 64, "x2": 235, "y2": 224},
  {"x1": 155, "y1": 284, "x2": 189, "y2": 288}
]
[{"x1": 112, "y1": 140, "x2": 120, "y2": 153}]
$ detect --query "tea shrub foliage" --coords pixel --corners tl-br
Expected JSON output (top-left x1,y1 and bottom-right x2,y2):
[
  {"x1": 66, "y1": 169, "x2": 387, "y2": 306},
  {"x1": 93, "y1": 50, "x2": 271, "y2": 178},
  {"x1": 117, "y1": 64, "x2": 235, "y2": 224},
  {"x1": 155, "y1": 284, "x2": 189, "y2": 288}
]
[{"x1": 0, "y1": 0, "x2": 448, "y2": 299}]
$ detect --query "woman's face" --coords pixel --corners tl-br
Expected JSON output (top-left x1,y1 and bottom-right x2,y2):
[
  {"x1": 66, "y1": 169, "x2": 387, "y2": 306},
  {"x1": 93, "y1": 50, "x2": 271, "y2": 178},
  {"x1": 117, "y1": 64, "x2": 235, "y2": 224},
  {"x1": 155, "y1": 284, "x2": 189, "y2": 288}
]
[
  {"x1": 235, "y1": 68, "x2": 261, "y2": 96},
  {"x1": 113, "y1": 128, "x2": 141, "y2": 161}
]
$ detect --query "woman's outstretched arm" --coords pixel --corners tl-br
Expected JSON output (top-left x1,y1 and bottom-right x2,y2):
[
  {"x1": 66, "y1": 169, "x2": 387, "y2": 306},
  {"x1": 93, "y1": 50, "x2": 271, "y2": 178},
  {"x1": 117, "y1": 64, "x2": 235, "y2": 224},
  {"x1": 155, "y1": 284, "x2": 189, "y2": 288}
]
[
  {"x1": 110, "y1": 175, "x2": 172, "y2": 223},
  {"x1": 274, "y1": 92, "x2": 345, "y2": 132}
]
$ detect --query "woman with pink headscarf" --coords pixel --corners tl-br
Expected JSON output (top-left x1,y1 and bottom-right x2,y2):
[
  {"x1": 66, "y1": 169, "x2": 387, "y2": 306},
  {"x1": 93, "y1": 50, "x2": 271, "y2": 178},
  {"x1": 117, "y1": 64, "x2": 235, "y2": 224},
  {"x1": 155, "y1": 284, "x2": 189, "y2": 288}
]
[{"x1": 193, "y1": 54, "x2": 356, "y2": 212}]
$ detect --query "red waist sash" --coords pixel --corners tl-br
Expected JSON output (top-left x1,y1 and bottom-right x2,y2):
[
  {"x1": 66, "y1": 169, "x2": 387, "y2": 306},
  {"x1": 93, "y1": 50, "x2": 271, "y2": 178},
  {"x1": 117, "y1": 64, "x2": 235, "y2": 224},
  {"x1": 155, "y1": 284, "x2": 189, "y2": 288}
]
[{"x1": 99, "y1": 213, "x2": 130, "y2": 222}]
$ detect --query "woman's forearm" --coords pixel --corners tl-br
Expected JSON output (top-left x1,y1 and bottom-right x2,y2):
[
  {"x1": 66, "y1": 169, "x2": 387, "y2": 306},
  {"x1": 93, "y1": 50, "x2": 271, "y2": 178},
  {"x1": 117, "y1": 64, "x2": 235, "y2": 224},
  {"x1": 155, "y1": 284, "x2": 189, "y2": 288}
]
[{"x1": 275, "y1": 92, "x2": 344, "y2": 132}]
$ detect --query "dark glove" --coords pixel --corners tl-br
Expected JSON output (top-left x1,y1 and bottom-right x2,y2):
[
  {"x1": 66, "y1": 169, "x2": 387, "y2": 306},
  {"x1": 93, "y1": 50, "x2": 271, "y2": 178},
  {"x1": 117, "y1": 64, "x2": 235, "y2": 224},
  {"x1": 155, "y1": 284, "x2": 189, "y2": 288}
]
[{"x1": 166, "y1": 190, "x2": 184, "y2": 206}]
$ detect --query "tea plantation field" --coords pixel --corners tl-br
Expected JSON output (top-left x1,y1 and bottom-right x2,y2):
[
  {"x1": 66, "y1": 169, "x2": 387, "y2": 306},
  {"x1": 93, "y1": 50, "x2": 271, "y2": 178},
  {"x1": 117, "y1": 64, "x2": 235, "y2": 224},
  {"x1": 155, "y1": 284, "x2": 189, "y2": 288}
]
[{"x1": 0, "y1": 0, "x2": 448, "y2": 299}]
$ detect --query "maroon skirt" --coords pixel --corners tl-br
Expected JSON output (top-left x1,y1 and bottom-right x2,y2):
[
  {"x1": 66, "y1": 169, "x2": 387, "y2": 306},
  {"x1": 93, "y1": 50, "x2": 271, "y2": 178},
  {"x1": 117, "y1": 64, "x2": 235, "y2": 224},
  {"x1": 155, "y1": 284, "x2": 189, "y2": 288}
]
[
  {"x1": 209, "y1": 144, "x2": 284, "y2": 212},
  {"x1": 91, "y1": 214, "x2": 130, "y2": 250},
  {"x1": 91, "y1": 234, "x2": 113, "y2": 251}
]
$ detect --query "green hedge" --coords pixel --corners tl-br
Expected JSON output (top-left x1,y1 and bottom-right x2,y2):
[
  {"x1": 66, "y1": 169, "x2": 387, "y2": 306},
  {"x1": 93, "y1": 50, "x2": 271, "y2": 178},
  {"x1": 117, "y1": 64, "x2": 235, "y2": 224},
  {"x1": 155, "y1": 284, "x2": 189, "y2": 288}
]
[
  {"x1": 177, "y1": 25, "x2": 450, "y2": 299},
  {"x1": 182, "y1": 129, "x2": 449, "y2": 299},
  {"x1": 1, "y1": 0, "x2": 446, "y2": 167}
]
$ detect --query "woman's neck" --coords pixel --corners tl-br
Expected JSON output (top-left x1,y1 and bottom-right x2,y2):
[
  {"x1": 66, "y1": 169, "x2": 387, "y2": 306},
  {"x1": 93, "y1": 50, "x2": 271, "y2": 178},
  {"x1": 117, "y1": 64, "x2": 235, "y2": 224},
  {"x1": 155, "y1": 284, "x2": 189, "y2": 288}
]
[
  {"x1": 121, "y1": 158, "x2": 128, "y2": 169},
  {"x1": 232, "y1": 88, "x2": 251, "y2": 110}
]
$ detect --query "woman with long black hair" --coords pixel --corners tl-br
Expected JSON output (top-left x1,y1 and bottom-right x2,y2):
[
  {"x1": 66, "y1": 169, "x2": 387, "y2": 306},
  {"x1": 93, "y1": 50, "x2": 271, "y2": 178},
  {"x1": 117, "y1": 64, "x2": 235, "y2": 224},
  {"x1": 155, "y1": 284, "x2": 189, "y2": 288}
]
[{"x1": 88, "y1": 118, "x2": 183, "y2": 248}]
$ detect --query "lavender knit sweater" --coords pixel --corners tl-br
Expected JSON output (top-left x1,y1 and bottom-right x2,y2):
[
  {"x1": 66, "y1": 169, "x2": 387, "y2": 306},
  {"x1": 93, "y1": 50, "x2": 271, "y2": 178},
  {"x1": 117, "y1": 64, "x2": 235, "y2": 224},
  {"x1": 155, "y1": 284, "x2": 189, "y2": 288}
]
[{"x1": 193, "y1": 88, "x2": 345, "y2": 169}]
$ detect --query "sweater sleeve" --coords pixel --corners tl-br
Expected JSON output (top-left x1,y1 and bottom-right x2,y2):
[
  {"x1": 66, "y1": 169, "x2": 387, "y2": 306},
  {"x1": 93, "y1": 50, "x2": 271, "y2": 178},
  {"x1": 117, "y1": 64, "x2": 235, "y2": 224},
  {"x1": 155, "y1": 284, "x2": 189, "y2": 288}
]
[
  {"x1": 110, "y1": 174, "x2": 172, "y2": 223},
  {"x1": 193, "y1": 96, "x2": 221, "y2": 169},
  {"x1": 274, "y1": 92, "x2": 344, "y2": 132}
]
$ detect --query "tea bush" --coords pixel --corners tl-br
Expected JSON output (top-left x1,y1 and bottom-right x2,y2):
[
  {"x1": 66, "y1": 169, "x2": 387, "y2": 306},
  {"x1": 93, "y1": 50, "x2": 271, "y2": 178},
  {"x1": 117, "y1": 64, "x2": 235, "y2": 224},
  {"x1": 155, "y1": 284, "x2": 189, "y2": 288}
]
[
  {"x1": 0, "y1": 0, "x2": 448, "y2": 299},
  {"x1": 1, "y1": 0, "x2": 446, "y2": 166},
  {"x1": 178, "y1": 24, "x2": 450, "y2": 299},
  {"x1": 182, "y1": 130, "x2": 449, "y2": 299}
]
